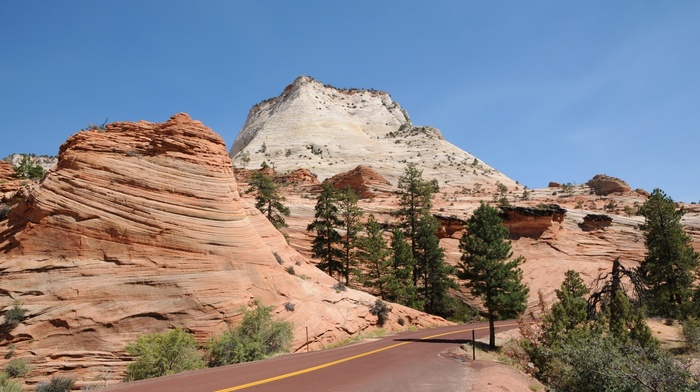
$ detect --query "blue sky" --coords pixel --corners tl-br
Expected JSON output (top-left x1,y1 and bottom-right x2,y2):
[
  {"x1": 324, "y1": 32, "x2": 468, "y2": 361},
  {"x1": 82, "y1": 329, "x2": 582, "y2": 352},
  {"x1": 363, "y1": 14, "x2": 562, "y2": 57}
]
[{"x1": 1, "y1": 1, "x2": 698, "y2": 202}]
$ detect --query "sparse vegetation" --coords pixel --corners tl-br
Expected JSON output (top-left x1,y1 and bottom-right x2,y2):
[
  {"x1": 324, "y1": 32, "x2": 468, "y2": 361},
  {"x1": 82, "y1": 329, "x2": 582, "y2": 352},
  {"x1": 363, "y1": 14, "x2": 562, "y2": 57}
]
[
  {"x1": 369, "y1": 299, "x2": 390, "y2": 326},
  {"x1": 3, "y1": 358, "x2": 29, "y2": 378},
  {"x1": 34, "y1": 377, "x2": 75, "y2": 392},
  {"x1": 3, "y1": 301, "x2": 27, "y2": 328},
  {"x1": 0, "y1": 373, "x2": 22, "y2": 392},
  {"x1": 206, "y1": 302, "x2": 292, "y2": 367},
  {"x1": 124, "y1": 328, "x2": 204, "y2": 381},
  {"x1": 12, "y1": 156, "x2": 45, "y2": 180}
]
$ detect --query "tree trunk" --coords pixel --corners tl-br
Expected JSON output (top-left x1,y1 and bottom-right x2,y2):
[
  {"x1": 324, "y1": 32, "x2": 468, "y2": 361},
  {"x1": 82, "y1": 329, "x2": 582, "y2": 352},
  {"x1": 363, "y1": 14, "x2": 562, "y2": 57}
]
[{"x1": 488, "y1": 312, "x2": 496, "y2": 349}]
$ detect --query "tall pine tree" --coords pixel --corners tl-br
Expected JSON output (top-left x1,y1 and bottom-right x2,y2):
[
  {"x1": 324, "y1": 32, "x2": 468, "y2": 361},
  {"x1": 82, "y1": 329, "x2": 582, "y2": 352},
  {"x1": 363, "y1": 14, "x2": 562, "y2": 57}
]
[
  {"x1": 395, "y1": 163, "x2": 439, "y2": 286},
  {"x1": 386, "y1": 228, "x2": 421, "y2": 309},
  {"x1": 337, "y1": 187, "x2": 363, "y2": 284},
  {"x1": 638, "y1": 188, "x2": 700, "y2": 319},
  {"x1": 357, "y1": 214, "x2": 391, "y2": 297},
  {"x1": 459, "y1": 202, "x2": 529, "y2": 349},
  {"x1": 307, "y1": 183, "x2": 344, "y2": 278},
  {"x1": 246, "y1": 170, "x2": 290, "y2": 230},
  {"x1": 414, "y1": 212, "x2": 457, "y2": 316}
]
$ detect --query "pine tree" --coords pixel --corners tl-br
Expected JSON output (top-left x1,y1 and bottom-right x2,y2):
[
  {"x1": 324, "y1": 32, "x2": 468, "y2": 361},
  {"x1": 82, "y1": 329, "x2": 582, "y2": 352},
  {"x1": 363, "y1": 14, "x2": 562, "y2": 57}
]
[
  {"x1": 638, "y1": 188, "x2": 700, "y2": 319},
  {"x1": 459, "y1": 202, "x2": 529, "y2": 349},
  {"x1": 542, "y1": 270, "x2": 589, "y2": 344},
  {"x1": 307, "y1": 183, "x2": 344, "y2": 278},
  {"x1": 395, "y1": 163, "x2": 439, "y2": 285},
  {"x1": 386, "y1": 228, "x2": 421, "y2": 309},
  {"x1": 357, "y1": 214, "x2": 392, "y2": 297},
  {"x1": 246, "y1": 170, "x2": 290, "y2": 230},
  {"x1": 337, "y1": 187, "x2": 363, "y2": 284},
  {"x1": 414, "y1": 213, "x2": 457, "y2": 316}
]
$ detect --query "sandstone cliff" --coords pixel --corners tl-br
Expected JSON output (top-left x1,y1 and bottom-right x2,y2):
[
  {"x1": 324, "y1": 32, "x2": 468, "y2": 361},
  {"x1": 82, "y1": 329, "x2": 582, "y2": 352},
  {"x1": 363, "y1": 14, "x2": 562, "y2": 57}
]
[
  {"x1": 229, "y1": 76, "x2": 516, "y2": 192},
  {"x1": 0, "y1": 114, "x2": 445, "y2": 388}
]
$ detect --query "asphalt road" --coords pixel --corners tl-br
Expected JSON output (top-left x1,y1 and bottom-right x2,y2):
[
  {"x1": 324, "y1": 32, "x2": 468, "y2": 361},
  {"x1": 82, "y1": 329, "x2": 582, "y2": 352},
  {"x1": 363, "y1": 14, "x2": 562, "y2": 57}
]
[{"x1": 105, "y1": 320, "x2": 519, "y2": 392}]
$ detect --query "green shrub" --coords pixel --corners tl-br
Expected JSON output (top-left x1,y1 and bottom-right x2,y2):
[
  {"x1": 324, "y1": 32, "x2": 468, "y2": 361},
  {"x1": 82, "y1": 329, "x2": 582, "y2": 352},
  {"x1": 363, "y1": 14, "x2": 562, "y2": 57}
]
[
  {"x1": 3, "y1": 301, "x2": 27, "y2": 327},
  {"x1": 683, "y1": 318, "x2": 700, "y2": 352},
  {"x1": 206, "y1": 302, "x2": 293, "y2": 367},
  {"x1": 274, "y1": 252, "x2": 284, "y2": 265},
  {"x1": 124, "y1": 328, "x2": 204, "y2": 381},
  {"x1": 34, "y1": 377, "x2": 74, "y2": 392},
  {"x1": 3, "y1": 358, "x2": 29, "y2": 378},
  {"x1": 0, "y1": 373, "x2": 22, "y2": 392},
  {"x1": 285, "y1": 266, "x2": 295, "y2": 275},
  {"x1": 369, "y1": 299, "x2": 390, "y2": 326}
]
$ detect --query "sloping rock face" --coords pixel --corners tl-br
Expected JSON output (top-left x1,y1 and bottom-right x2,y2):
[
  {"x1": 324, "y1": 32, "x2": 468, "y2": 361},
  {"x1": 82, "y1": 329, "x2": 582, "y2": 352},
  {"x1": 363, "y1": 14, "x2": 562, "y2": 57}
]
[
  {"x1": 325, "y1": 165, "x2": 391, "y2": 198},
  {"x1": 229, "y1": 76, "x2": 516, "y2": 191},
  {"x1": 499, "y1": 205, "x2": 567, "y2": 240},
  {"x1": 0, "y1": 114, "x2": 446, "y2": 387},
  {"x1": 587, "y1": 174, "x2": 631, "y2": 195}
]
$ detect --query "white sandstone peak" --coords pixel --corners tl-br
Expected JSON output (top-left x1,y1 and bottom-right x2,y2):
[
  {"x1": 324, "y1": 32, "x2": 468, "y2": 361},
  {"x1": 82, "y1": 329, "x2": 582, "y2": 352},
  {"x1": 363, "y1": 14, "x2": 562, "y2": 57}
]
[{"x1": 230, "y1": 76, "x2": 515, "y2": 190}]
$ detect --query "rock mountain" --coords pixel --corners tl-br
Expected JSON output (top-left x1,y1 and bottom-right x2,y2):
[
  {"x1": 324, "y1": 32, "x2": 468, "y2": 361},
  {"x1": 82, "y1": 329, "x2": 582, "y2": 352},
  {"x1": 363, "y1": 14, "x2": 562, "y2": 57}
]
[
  {"x1": 0, "y1": 76, "x2": 698, "y2": 389},
  {"x1": 230, "y1": 75, "x2": 515, "y2": 191},
  {"x1": 0, "y1": 114, "x2": 444, "y2": 388}
]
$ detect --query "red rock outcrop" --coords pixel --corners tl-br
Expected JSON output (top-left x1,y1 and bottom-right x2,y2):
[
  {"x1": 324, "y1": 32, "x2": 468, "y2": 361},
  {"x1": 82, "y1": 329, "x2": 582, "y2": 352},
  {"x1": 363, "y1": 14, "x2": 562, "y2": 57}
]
[
  {"x1": 586, "y1": 174, "x2": 631, "y2": 195},
  {"x1": 0, "y1": 161, "x2": 24, "y2": 201},
  {"x1": 435, "y1": 214, "x2": 467, "y2": 239},
  {"x1": 281, "y1": 168, "x2": 321, "y2": 187},
  {"x1": 499, "y1": 205, "x2": 567, "y2": 239},
  {"x1": 325, "y1": 165, "x2": 391, "y2": 198},
  {"x1": 0, "y1": 114, "x2": 446, "y2": 388},
  {"x1": 579, "y1": 214, "x2": 614, "y2": 231}
]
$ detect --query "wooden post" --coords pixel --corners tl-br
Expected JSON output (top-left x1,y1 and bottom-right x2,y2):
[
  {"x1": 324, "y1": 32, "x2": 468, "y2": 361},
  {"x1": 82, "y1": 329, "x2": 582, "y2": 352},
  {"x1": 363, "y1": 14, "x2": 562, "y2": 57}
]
[
  {"x1": 306, "y1": 326, "x2": 310, "y2": 352},
  {"x1": 472, "y1": 329, "x2": 475, "y2": 360}
]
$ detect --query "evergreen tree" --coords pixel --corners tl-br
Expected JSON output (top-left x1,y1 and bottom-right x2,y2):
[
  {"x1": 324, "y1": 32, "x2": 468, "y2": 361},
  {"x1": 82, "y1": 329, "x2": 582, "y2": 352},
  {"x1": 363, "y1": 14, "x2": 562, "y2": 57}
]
[
  {"x1": 246, "y1": 170, "x2": 290, "y2": 230},
  {"x1": 542, "y1": 270, "x2": 589, "y2": 344},
  {"x1": 337, "y1": 187, "x2": 363, "y2": 284},
  {"x1": 307, "y1": 183, "x2": 344, "y2": 278},
  {"x1": 459, "y1": 202, "x2": 529, "y2": 349},
  {"x1": 386, "y1": 228, "x2": 421, "y2": 309},
  {"x1": 395, "y1": 163, "x2": 439, "y2": 285},
  {"x1": 414, "y1": 213, "x2": 457, "y2": 316},
  {"x1": 357, "y1": 214, "x2": 391, "y2": 297},
  {"x1": 638, "y1": 188, "x2": 700, "y2": 319}
]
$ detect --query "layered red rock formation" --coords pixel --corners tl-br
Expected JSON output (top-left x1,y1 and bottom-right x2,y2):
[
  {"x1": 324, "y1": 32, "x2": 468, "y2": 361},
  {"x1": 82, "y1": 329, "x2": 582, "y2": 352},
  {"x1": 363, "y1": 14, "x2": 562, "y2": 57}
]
[
  {"x1": 579, "y1": 214, "x2": 614, "y2": 231},
  {"x1": 586, "y1": 174, "x2": 632, "y2": 195},
  {"x1": 325, "y1": 165, "x2": 391, "y2": 199},
  {"x1": 0, "y1": 114, "x2": 446, "y2": 388},
  {"x1": 499, "y1": 205, "x2": 567, "y2": 240}
]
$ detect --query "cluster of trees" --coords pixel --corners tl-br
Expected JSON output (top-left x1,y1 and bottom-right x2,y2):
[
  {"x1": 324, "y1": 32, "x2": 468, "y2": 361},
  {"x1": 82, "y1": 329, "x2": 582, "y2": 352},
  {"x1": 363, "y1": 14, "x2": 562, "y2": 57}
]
[
  {"x1": 521, "y1": 188, "x2": 700, "y2": 391},
  {"x1": 306, "y1": 164, "x2": 459, "y2": 317},
  {"x1": 304, "y1": 163, "x2": 530, "y2": 333},
  {"x1": 125, "y1": 302, "x2": 292, "y2": 382}
]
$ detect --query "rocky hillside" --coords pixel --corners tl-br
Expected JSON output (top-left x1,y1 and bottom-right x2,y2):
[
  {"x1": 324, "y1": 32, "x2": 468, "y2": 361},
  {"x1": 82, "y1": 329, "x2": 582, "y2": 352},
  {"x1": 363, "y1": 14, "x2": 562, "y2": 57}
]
[
  {"x1": 0, "y1": 114, "x2": 445, "y2": 388},
  {"x1": 227, "y1": 76, "x2": 700, "y2": 315},
  {"x1": 229, "y1": 76, "x2": 515, "y2": 192}
]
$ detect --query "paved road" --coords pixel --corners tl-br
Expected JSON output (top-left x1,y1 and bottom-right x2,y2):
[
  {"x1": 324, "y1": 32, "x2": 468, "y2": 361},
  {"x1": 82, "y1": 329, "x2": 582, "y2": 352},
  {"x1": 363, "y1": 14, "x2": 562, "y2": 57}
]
[{"x1": 105, "y1": 320, "x2": 519, "y2": 392}]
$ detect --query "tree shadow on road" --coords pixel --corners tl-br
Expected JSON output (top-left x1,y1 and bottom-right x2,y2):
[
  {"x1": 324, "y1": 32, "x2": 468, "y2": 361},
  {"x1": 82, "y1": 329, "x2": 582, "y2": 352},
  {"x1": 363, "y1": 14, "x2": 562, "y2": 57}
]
[{"x1": 393, "y1": 338, "x2": 472, "y2": 344}]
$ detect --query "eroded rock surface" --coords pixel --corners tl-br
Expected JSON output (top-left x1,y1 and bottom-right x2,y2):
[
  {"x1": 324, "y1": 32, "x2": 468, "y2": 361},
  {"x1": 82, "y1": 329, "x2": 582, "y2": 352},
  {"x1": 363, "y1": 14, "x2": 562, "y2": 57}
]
[
  {"x1": 325, "y1": 165, "x2": 391, "y2": 199},
  {"x1": 0, "y1": 114, "x2": 446, "y2": 388}
]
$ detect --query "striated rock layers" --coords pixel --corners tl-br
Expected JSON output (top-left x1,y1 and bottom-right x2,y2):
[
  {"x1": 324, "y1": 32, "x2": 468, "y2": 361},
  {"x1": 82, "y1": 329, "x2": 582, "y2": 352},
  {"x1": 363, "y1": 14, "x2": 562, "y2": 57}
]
[
  {"x1": 229, "y1": 76, "x2": 516, "y2": 191},
  {"x1": 0, "y1": 114, "x2": 445, "y2": 387},
  {"x1": 499, "y1": 205, "x2": 567, "y2": 240}
]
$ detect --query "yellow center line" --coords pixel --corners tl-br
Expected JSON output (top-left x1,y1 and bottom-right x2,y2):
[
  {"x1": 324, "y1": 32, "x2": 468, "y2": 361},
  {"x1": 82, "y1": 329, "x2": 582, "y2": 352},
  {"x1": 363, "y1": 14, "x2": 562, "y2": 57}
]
[{"x1": 215, "y1": 323, "x2": 520, "y2": 391}]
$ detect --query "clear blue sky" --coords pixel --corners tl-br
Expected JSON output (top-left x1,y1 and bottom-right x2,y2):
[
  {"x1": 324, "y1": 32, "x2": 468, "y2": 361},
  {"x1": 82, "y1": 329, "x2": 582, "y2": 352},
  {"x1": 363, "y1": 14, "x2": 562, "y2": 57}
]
[{"x1": 1, "y1": 1, "x2": 698, "y2": 202}]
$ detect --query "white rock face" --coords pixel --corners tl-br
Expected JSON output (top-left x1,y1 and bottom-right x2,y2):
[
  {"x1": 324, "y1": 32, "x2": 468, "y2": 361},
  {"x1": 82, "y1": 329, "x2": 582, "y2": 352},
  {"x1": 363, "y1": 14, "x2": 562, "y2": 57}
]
[{"x1": 230, "y1": 76, "x2": 515, "y2": 190}]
